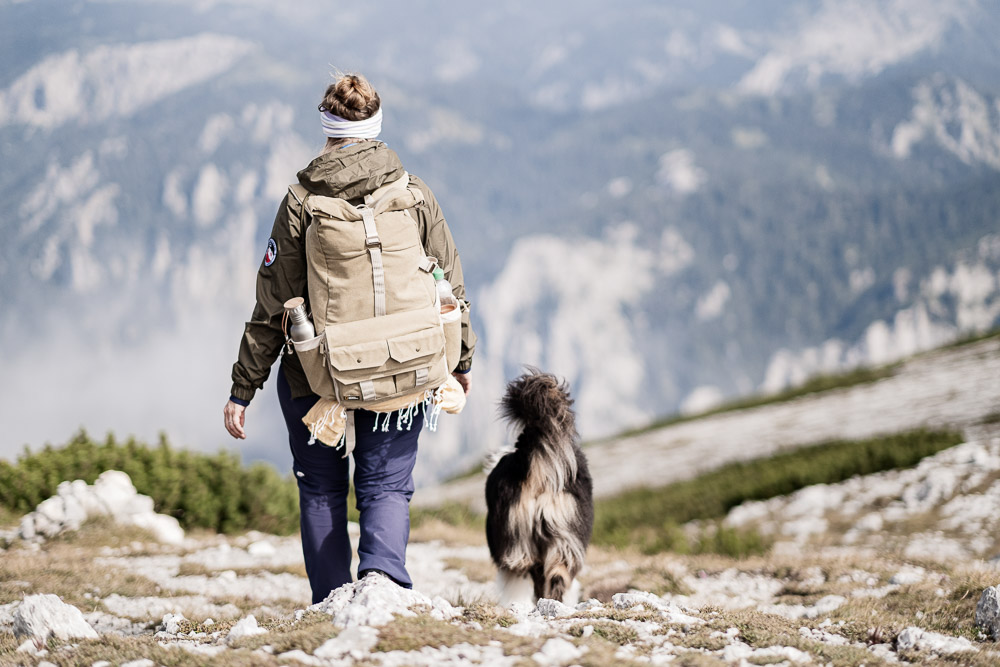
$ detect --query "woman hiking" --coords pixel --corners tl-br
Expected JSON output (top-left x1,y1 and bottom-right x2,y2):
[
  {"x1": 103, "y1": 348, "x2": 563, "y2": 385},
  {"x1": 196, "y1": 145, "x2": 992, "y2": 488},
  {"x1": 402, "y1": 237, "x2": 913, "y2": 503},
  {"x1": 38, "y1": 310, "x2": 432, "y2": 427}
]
[{"x1": 223, "y1": 72, "x2": 476, "y2": 604}]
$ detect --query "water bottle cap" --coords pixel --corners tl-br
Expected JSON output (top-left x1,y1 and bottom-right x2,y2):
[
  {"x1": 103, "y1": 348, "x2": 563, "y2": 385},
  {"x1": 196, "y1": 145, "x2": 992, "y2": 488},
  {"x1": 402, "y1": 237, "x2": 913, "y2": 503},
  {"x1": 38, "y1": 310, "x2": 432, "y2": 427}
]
[
  {"x1": 284, "y1": 297, "x2": 305, "y2": 311},
  {"x1": 432, "y1": 267, "x2": 444, "y2": 281}
]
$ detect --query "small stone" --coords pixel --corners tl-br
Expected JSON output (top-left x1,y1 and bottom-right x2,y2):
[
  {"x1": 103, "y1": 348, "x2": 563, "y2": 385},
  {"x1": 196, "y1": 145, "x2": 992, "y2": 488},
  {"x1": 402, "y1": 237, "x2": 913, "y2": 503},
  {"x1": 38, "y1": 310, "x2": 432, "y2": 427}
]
[
  {"x1": 890, "y1": 566, "x2": 925, "y2": 586},
  {"x1": 581, "y1": 625, "x2": 594, "y2": 638},
  {"x1": 227, "y1": 614, "x2": 267, "y2": 642},
  {"x1": 159, "y1": 612, "x2": 186, "y2": 634},
  {"x1": 532, "y1": 637, "x2": 585, "y2": 666},
  {"x1": 91, "y1": 661, "x2": 112, "y2": 667},
  {"x1": 247, "y1": 540, "x2": 277, "y2": 557},
  {"x1": 15, "y1": 639, "x2": 39, "y2": 654},
  {"x1": 976, "y1": 586, "x2": 1000, "y2": 640},
  {"x1": 612, "y1": 591, "x2": 667, "y2": 611},
  {"x1": 897, "y1": 626, "x2": 974, "y2": 654},
  {"x1": 120, "y1": 660, "x2": 155, "y2": 667},
  {"x1": 535, "y1": 597, "x2": 574, "y2": 618}
]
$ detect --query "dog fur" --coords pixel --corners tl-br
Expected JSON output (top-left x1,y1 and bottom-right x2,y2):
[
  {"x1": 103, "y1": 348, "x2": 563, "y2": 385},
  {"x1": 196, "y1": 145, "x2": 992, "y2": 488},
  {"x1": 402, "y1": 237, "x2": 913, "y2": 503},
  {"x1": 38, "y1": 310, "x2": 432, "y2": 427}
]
[{"x1": 486, "y1": 370, "x2": 594, "y2": 606}]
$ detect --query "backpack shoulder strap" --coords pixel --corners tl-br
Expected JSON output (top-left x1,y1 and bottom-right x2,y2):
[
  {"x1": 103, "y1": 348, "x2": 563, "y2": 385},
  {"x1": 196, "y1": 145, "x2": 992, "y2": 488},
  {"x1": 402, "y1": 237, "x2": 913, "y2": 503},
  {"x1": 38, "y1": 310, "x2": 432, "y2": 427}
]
[{"x1": 288, "y1": 184, "x2": 310, "y2": 221}]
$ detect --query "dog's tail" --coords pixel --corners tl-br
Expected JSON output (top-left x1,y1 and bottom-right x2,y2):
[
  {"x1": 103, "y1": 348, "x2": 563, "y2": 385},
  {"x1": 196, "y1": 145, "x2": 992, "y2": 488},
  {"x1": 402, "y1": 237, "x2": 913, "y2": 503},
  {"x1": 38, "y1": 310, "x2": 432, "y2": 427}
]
[{"x1": 500, "y1": 368, "x2": 577, "y2": 439}]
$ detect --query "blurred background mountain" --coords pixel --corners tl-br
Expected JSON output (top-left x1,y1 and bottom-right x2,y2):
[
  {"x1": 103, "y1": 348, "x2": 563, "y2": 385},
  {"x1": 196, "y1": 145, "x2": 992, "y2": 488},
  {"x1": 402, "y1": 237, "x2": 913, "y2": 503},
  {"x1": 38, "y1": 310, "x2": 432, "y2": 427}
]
[{"x1": 1, "y1": 0, "x2": 998, "y2": 484}]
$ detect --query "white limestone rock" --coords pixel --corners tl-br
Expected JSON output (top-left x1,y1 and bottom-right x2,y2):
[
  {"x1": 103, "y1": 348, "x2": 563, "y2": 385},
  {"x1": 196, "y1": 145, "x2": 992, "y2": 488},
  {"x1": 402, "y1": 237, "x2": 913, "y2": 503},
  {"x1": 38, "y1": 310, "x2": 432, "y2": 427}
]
[
  {"x1": 227, "y1": 614, "x2": 267, "y2": 642},
  {"x1": 102, "y1": 594, "x2": 241, "y2": 622},
  {"x1": 889, "y1": 566, "x2": 926, "y2": 586},
  {"x1": 15, "y1": 639, "x2": 40, "y2": 654},
  {"x1": 762, "y1": 594, "x2": 845, "y2": 620},
  {"x1": 247, "y1": 540, "x2": 277, "y2": 557},
  {"x1": 903, "y1": 532, "x2": 969, "y2": 561},
  {"x1": 158, "y1": 612, "x2": 187, "y2": 635},
  {"x1": 613, "y1": 590, "x2": 666, "y2": 610},
  {"x1": 83, "y1": 610, "x2": 146, "y2": 636},
  {"x1": 126, "y1": 511, "x2": 185, "y2": 546},
  {"x1": 896, "y1": 626, "x2": 974, "y2": 654},
  {"x1": 17, "y1": 471, "x2": 184, "y2": 545},
  {"x1": 311, "y1": 572, "x2": 458, "y2": 627},
  {"x1": 13, "y1": 594, "x2": 99, "y2": 641},
  {"x1": 532, "y1": 637, "x2": 585, "y2": 666},
  {"x1": 313, "y1": 626, "x2": 379, "y2": 660},
  {"x1": 976, "y1": 586, "x2": 1000, "y2": 640},
  {"x1": 277, "y1": 649, "x2": 323, "y2": 666},
  {"x1": 535, "y1": 598, "x2": 575, "y2": 618}
]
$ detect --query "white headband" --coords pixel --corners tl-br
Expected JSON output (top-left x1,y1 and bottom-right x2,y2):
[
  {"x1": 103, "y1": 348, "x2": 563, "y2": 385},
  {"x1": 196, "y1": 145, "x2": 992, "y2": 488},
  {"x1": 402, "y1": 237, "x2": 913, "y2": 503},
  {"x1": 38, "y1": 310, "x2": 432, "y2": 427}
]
[{"x1": 321, "y1": 107, "x2": 383, "y2": 139}]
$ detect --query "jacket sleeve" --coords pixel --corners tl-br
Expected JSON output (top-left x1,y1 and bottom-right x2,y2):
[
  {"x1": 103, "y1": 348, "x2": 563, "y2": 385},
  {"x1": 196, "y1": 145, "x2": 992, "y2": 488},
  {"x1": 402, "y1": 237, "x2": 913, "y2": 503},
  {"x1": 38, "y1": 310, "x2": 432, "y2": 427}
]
[
  {"x1": 230, "y1": 192, "x2": 308, "y2": 402},
  {"x1": 409, "y1": 174, "x2": 477, "y2": 373}
]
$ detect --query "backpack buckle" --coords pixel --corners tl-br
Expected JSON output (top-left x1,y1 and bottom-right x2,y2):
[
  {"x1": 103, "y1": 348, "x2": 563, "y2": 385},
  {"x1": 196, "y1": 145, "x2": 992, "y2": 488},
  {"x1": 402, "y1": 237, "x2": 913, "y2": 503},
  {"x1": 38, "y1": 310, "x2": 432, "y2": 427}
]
[{"x1": 365, "y1": 235, "x2": 381, "y2": 248}]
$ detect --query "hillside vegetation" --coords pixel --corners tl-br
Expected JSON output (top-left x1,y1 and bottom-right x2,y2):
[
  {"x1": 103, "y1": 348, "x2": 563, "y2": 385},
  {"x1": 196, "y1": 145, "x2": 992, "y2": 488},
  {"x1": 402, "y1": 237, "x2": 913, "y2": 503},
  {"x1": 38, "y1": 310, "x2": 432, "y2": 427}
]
[
  {"x1": 592, "y1": 427, "x2": 964, "y2": 555},
  {"x1": 0, "y1": 432, "x2": 298, "y2": 534}
]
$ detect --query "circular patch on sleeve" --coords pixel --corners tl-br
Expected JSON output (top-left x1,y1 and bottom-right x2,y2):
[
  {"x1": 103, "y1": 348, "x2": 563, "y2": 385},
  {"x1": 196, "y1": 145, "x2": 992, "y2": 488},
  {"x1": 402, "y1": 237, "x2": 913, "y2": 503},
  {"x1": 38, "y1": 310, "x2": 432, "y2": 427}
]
[{"x1": 264, "y1": 238, "x2": 277, "y2": 266}]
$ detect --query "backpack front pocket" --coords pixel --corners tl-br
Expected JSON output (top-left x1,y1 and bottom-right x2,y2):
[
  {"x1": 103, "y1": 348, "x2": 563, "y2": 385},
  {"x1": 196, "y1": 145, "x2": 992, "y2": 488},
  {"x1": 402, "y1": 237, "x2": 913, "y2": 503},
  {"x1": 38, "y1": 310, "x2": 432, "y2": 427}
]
[
  {"x1": 292, "y1": 333, "x2": 337, "y2": 399},
  {"x1": 324, "y1": 326, "x2": 447, "y2": 404}
]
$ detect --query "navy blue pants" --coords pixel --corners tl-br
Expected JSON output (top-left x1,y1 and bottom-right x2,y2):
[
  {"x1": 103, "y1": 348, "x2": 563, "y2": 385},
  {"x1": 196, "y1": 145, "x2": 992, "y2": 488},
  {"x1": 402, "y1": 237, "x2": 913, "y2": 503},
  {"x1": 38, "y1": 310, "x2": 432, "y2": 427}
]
[{"x1": 277, "y1": 365, "x2": 421, "y2": 604}]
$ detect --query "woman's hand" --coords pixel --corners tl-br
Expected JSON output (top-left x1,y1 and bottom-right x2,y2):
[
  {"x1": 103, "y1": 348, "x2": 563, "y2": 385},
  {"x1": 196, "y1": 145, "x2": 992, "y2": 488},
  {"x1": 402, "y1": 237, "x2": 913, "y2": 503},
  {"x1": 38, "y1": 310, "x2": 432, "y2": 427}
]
[
  {"x1": 452, "y1": 371, "x2": 471, "y2": 395},
  {"x1": 224, "y1": 400, "x2": 247, "y2": 440}
]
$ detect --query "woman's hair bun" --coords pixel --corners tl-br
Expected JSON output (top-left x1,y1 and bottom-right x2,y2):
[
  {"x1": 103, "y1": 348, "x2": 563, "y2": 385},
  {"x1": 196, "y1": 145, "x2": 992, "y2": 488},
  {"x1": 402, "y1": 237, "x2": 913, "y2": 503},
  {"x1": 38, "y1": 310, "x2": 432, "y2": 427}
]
[{"x1": 319, "y1": 73, "x2": 381, "y2": 121}]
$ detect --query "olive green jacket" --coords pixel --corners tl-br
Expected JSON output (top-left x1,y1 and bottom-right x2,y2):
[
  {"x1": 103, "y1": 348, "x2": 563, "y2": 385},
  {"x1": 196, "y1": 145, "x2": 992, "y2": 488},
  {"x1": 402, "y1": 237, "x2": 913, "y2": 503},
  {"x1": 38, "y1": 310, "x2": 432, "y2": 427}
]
[{"x1": 230, "y1": 140, "x2": 476, "y2": 403}]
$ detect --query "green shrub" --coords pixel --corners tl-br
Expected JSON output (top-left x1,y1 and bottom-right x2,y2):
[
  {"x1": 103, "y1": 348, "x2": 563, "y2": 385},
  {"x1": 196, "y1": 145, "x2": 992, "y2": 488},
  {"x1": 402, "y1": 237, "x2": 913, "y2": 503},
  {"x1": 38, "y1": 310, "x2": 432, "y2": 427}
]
[
  {"x1": 0, "y1": 430, "x2": 299, "y2": 534},
  {"x1": 593, "y1": 428, "x2": 964, "y2": 554}
]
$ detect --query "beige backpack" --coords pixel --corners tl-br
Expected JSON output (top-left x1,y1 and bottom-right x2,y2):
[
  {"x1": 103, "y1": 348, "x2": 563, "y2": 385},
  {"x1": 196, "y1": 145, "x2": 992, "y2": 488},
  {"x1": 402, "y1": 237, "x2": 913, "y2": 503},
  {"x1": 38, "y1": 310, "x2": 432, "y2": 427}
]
[{"x1": 288, "y1": 172, "x2": 450, "y2": 408}]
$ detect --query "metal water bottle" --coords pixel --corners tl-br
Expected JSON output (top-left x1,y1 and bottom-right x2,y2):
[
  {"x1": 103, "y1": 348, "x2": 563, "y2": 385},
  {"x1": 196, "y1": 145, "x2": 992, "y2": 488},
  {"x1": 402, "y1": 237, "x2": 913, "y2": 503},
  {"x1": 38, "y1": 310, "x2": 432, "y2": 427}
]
[{"x1": 284, "y1": 297, "x2": 315, "y2": 341}]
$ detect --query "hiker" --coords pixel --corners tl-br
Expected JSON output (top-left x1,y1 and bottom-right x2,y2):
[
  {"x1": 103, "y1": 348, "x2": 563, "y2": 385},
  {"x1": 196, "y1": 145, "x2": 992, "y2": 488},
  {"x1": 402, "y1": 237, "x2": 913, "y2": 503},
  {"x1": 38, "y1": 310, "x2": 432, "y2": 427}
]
[{"x1": 223, "y1": 72, "x2": 476, "y2": 604}]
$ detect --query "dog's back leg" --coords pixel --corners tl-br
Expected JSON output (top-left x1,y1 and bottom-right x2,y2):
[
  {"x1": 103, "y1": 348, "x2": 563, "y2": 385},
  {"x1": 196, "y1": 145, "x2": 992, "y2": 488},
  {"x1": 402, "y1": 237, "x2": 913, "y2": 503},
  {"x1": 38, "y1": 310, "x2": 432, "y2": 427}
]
[{"x1": 542, "y1": 560, "x2": 571, "y2": 602}]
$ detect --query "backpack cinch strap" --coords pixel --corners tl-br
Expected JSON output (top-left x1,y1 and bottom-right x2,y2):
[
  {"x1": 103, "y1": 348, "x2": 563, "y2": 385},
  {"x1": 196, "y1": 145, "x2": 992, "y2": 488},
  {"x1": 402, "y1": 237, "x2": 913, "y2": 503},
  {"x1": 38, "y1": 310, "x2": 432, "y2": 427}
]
[{"x1": 358, "y1": 203, "x2": 387, "y2": 318}]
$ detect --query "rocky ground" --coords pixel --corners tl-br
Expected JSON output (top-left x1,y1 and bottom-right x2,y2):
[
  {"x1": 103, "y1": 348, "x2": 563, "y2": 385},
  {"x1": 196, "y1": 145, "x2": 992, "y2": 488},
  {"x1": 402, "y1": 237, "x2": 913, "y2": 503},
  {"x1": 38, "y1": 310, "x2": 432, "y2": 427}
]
[
  {"x1": 2, "y1": 337, "x2": 1000, "y2": 665},
  {"x1": 4, "y1": 449, "x2": 1000, "y2": 666}
]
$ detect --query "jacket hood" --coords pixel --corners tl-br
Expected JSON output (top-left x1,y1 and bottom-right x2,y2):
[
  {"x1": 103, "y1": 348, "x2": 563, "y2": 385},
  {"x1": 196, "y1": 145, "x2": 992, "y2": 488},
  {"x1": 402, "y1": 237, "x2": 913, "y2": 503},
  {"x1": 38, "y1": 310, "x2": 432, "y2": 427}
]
[{"x1": 296, "y1": 140, "x2": 405, "y2": 201}]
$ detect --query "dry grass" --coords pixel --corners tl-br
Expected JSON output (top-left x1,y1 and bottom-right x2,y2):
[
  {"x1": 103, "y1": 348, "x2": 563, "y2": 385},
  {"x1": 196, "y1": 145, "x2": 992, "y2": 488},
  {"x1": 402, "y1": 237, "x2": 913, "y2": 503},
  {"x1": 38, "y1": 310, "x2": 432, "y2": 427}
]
[
  {"x1": 0, "y1": 635, "x2": 266, "y2": 667},
  {"x1": 0, "y1": 534, "x2": 163, "y2": 608},
  {"x1": 569, "y1": 620, "x2": 639, "y2": 645},
  {"x1": 721, "y1": 608, "x2": 887, "y2": 667},
  {"x1": 463, "y1": 602, "x2": 518, "y2": 628},
  {"x1": 229, "y1": 610, "x2": 339, "y2": 653},
  {"x1": 176, "y1": 561, "x2": 308, "y2": 579},
  {"x1": 835, "y1": 569, "x2": 994, "y2": 642},
  {"x1": 0, "y1": 632, "x2": 19, "y2": 656},
  {"x1": 672, "y1": 651, "x2": 728, "y2": 666},
  {"x1": 573, "y1": 634, "x2": 650, "y2": 667},
  {"x1": 374, "y1": 613, "x2": 492, "y2": 652}
]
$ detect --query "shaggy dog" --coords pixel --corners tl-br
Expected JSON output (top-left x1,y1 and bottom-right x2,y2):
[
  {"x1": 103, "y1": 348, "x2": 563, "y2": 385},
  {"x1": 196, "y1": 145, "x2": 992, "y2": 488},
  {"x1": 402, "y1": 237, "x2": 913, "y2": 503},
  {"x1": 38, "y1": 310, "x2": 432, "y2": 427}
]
[{"x1": 486, "y1": 370, "x2": 594, "y2": 606}]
